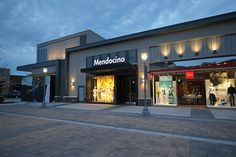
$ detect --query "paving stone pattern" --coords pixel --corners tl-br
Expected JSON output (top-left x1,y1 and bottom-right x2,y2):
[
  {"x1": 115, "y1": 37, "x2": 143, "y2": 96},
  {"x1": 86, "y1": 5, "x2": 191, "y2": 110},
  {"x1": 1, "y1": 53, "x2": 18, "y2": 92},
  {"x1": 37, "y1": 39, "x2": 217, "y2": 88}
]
[
  {"x1": 1, "y1": 105, "x2": 236, "y2": 141},
  {"x1": 191, "y1": 109, "x2": 215, "y2": 119},
  {"x1": 0, "y1": 105, "x2": 236, "y2": 157}
]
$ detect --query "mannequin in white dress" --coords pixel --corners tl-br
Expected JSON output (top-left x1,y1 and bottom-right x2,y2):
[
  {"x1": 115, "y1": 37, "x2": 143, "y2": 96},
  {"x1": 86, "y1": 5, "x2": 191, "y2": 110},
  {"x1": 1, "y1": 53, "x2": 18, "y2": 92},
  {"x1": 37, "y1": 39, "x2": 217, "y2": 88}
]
[{"x1": 209, "y1": 83, "x2": 216, "y2": 106}]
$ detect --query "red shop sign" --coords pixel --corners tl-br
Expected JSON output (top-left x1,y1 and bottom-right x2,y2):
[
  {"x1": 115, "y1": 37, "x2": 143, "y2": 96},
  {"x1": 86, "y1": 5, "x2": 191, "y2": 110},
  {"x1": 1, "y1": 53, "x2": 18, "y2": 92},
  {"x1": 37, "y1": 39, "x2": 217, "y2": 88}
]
[
  {"x1": 186, "y1": 71, "x2": 194, "y2": 79},
  {"x1": 150, "y1": 74, "x2": 153, "y2": 80}
]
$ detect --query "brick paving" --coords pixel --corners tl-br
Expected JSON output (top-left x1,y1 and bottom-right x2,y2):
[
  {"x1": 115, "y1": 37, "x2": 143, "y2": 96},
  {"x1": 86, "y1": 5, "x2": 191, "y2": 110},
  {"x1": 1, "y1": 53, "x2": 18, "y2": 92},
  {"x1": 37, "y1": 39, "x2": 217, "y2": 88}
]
[{"x1": 0, "y1": 104, "x2": 236, "y2": 157}]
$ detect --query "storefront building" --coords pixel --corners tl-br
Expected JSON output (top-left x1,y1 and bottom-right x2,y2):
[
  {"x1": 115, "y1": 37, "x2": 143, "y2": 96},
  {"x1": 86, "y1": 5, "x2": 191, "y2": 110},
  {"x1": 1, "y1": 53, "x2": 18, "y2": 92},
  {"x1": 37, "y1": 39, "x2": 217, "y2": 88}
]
[
  {"x1": 17, "y1": 30, "x2": 105, "y2": 102},
  {"x1": 18, "y1": 12, "x2": 236, "y2": 108}
]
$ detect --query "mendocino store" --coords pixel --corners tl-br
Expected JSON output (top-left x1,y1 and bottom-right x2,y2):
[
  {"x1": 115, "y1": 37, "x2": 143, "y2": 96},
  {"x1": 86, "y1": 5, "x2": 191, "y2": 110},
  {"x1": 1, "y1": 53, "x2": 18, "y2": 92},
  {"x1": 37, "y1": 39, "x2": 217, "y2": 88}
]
[{"x1": 17, "y1": 12, "x2": 236, "y2": 108}]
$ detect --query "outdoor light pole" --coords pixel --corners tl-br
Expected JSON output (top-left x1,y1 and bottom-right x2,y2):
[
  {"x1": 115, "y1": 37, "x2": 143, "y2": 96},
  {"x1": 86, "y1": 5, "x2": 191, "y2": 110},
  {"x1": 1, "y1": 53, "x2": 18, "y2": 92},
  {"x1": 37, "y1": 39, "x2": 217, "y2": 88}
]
[
  {"x1": 141, "y1": 52, "x2": 150, "y2": 116},
  {"x1": 42, "y1": 68, "x2": 48, "y2": 107}
]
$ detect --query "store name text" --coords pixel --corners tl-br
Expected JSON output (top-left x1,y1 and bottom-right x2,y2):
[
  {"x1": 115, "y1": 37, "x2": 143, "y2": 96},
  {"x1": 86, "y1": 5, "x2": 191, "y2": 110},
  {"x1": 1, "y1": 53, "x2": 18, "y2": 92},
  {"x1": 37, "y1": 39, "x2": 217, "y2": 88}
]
[{"x1": 94, "y1": 56, "x2": 126, "y2": 66}]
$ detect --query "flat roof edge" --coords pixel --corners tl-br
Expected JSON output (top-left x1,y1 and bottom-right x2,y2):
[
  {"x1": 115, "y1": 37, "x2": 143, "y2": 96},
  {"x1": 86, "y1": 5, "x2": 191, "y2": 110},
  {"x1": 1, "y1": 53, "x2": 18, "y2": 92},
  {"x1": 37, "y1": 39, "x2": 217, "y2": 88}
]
[{"x1": 37, "y1": 30, "x2": 104, "y2": 47}]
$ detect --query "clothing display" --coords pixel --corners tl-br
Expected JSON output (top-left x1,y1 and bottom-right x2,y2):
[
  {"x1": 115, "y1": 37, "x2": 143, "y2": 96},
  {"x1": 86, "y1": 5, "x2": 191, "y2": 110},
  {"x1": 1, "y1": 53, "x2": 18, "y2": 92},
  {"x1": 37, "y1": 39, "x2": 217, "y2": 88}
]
[
  {"x1": 227, "y1": 85, "x2": 236, "y2": 106},
  {"x1": 161, "y1": 85, "x2": 167, "y2": 97},
  {"x1": 154, "y1": 76, "x2": 176, "y2": 105},
  {"x1": 93, "y1": 87, "x2": 97, "y2": 101},
  {"x1": 168, "y1": 85, "x2": 174, "y2": 104},
  {"x1": 209, "y1": 84, "x2": 216, "y2": 106},
  {"x1": 209, "y1": 93, "x2": 216, "y2": 106},
  {"x1": 93, "y1": 75, "x2": 114, "y2": 103}
]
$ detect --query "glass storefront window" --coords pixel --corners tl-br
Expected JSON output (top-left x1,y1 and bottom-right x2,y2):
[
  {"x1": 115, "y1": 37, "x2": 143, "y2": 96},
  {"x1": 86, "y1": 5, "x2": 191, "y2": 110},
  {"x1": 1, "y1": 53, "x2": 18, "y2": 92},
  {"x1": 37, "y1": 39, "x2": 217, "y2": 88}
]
[
  {"x1": 151, "y1": 56, "x2": 236, "y2": 108},
  {"x1": 177, "y1": 72, "x2": 206, "y2": 106},
  {"x1": 206, "y1": 71, "x2": 235, "y2": 107},
  {"x1": 91, "y1": 75, "x2": 114, "y2": 103},
  {"x1": 154, "y1": 75, "x2": 177, "y2": 106}
]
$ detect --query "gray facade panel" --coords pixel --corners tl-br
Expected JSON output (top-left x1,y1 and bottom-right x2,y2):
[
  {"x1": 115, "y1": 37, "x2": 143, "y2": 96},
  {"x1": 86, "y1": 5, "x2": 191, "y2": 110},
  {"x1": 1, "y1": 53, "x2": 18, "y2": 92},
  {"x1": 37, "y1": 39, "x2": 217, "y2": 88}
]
[
  {"x1": 232, "y1": 35, "x2": 236, "y2": 53},
  {"x1": 149, "y1": 34, "x2": 236, "y2": 63},
  {"x1": 202, "y1": 39, "x2": 208, "y2": 57}
]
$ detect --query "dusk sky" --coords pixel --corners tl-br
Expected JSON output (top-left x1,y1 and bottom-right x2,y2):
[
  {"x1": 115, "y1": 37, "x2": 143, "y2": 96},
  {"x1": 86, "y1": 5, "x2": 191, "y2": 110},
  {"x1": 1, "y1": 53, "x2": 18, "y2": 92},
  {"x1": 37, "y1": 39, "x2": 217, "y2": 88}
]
[{"x1": 0, "y1": 0, "x2": 236, "y2": 75}]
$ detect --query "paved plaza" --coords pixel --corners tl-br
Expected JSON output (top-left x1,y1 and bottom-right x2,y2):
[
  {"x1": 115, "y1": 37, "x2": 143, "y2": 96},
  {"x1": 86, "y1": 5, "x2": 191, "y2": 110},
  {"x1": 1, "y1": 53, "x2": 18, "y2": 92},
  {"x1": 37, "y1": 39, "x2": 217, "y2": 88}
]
[
  {"x1": 59, "y1": 103, "x2": 114, "y2": 110},
  {"x1": 112, "y1": 106, "x2": 191, "y2": 117},
  {"x1": 0, "y1": 102, "x2": 236, "y2": 157}
]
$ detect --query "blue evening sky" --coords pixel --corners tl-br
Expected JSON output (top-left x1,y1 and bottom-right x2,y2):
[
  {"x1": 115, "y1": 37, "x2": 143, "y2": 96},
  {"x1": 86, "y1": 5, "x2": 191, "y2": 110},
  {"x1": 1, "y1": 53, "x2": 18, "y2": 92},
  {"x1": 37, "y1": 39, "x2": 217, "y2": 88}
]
[{"x1": 0, "y1": 0, "x2": 236, "y2": 75}]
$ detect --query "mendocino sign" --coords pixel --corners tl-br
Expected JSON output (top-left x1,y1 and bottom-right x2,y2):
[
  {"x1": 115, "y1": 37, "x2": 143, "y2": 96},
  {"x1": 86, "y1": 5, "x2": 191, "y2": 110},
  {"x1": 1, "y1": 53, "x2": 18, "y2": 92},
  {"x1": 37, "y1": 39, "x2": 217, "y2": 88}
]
[{"x1": 94, "y1": 56, "x2": 126, "y2": 66}]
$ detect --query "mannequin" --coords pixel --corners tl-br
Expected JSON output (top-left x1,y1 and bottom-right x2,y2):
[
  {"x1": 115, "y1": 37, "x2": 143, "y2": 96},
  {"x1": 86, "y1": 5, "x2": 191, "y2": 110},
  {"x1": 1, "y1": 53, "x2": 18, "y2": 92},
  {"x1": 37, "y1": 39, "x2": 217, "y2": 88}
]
[
  {"x1": 161, "y1": 85, "x2": 167, "y2": 104},
  {"x1": 227, "y1": 84, "x2": 236, "y2": 106},
  {"x1": 168, "y1": 85, "x2": 174, "y2": 104},
  {"x1": 209, "y1": 83, "x2": 216, "y2": 106},
  {"x1": 93, "y1": 87, "x2": 97, "y2": 101}
]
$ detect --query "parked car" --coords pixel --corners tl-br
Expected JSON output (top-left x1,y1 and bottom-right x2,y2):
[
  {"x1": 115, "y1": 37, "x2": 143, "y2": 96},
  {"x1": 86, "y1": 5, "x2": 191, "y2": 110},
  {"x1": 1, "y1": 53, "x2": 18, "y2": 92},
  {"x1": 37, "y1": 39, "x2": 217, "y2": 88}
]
[
  {"x1": 0, "y1": 95, "x2": 4, "y2": 103},
  {"x1": 5, "y1": 90, "x2": 21, "y2": 98}
]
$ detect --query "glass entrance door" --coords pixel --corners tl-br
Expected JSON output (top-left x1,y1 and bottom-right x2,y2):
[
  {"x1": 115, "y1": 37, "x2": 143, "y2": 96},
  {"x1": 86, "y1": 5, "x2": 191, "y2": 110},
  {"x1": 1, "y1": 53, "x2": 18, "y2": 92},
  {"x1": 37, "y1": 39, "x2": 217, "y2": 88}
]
[{"x1": 116, "y1": 75, "x2": 137, "y2": 105}]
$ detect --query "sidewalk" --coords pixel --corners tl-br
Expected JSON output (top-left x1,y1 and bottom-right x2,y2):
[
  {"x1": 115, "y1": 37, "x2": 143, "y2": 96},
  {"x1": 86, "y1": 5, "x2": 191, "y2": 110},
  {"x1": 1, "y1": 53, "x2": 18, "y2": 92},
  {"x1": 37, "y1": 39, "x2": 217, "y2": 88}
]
[
  {"x1": 1, "y1": 100, "x2": 69, "y2": 107},
  {"x1": 1, "y1": 101, "x2": 236, "y2": 120},
  {"x1": 111, "y1": 106, "x2": 191, "y2": 117},
  {"x1": 57, "y1": 103, "x2": 236, "y2": 120},
  {"x1": 59, "y1": 103, "x2": 115, "y2": 110}
]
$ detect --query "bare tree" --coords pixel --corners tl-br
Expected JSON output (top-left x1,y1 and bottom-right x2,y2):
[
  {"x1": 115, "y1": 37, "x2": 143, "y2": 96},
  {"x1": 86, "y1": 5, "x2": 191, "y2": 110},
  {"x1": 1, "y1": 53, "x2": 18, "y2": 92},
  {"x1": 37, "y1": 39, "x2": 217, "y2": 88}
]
[
  {"x1": 0, "y1": 46, "x2": 10, "y2": 97},
  {"x1": 0, "y1": 46, "x2": 9, "y2": 69}
]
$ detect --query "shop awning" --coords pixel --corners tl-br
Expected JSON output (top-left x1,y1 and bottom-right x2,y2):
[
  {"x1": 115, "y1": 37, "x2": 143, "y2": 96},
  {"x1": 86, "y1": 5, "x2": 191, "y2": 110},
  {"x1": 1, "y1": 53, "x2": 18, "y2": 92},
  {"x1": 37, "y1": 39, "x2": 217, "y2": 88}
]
[
  {"x1": 149, "y1": 59, "x2": 236, "y2": 74},
  {"x1": 81, "y1": 63, "x2": 137, "y2": 75}
]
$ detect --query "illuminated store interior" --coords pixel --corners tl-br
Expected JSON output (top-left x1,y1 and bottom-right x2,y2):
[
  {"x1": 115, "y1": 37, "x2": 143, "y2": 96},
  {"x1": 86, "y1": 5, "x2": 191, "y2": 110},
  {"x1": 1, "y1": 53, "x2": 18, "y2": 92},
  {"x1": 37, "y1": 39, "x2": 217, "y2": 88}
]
[
  {"x1": 91, "y1": 75, "x2": 114, "y2": 103},
  {"x1": 86, "y1": 73, "x2": 138, "y2": 104},
  {"x1": 151, "y1": 56, "x2": 236, "y2": 108}
]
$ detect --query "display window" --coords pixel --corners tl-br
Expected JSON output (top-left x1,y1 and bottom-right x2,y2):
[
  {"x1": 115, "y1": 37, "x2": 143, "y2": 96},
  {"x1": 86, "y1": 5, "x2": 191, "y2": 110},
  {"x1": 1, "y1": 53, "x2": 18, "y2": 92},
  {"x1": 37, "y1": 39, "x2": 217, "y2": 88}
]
[
  {"x1": 91, "y1": 75, "x2": 114, "y2": 103},
  {"x1": 153, "y1": 75, "x2": 177, "y2": 106},
  {"x1": 151, "y1": 56, "x2": 236, "y2": 107},
  {"x1": 206, "y1": 71, "x2": 236, "y2": 107},
  {"x1": 177, "y1": 72, "x2": 206, "y2": 106}
]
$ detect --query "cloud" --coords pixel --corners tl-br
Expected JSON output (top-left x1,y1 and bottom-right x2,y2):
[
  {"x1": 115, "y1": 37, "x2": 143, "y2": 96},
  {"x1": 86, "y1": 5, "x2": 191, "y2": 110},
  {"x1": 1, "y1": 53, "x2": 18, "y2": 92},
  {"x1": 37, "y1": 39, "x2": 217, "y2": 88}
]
[{"x1": 0, "y1": 0, "x2": 235, "y2": 75}]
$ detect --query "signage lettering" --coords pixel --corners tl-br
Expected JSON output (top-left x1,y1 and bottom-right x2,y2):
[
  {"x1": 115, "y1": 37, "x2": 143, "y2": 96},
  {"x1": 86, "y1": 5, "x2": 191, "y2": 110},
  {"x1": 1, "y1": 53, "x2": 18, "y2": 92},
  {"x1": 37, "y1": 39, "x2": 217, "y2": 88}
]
[
  {"x1": 94, "y1": 56, "x2": 125, "y2": 66},
  {"x1": 186, "y1": 71, "x2": 194, "y2": 79}
]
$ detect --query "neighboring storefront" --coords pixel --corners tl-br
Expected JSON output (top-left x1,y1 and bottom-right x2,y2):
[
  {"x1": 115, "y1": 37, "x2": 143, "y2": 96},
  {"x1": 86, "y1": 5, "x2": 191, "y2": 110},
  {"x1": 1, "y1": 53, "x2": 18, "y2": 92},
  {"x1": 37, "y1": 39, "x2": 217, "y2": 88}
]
[
  {"x1": 18, "y1": 60, "x2": 64, "y2": 102},
  {"x1": 150, "y1": 57, "x2": 236, "y2": 108},
  {"x1": 21, "y1": 75, "x2": 55, "y2": 102}
]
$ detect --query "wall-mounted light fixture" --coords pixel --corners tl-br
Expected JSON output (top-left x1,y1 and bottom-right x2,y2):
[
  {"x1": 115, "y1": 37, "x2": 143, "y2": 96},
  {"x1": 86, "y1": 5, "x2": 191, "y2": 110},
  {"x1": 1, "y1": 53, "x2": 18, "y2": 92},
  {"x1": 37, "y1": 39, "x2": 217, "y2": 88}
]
[
  {"x1": 70, "y1": 81, "x2": 75, "y2": 86},
  {"x1": 43, "y1": 68, "x2": 48, "y2": 74},
  {"x1": 141, "y1": 78, "x2": 145, "y2": 83},
  {"x1": 175, "y1": 42, "x2": 185, "y2": 58},
  {"x1": 208, "y1": 37, "x2": 220, "y2": 54},
  {"x1": 190, "y1": 39, "x2": 202, "y2": 56},
  {"x1": 161, "y1": 44, "x2": 170, "y2": 59}
]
